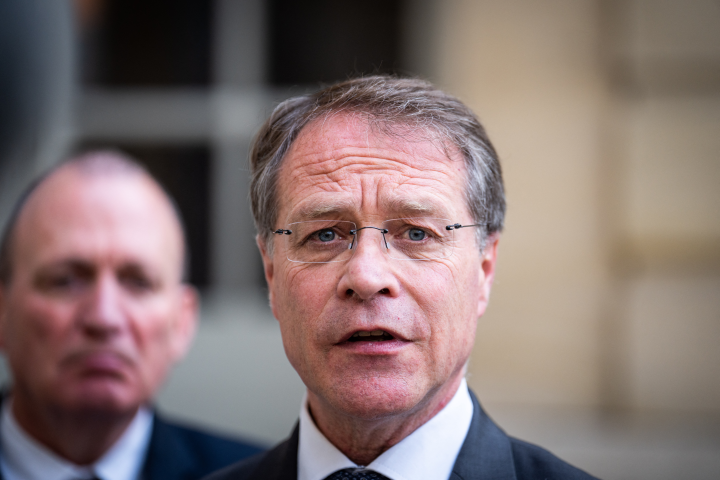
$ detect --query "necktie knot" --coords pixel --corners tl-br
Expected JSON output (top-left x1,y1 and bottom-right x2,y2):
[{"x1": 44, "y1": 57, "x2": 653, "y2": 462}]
[{"x1": 324, "y1": 467, "x2": 391, "y2": 480}]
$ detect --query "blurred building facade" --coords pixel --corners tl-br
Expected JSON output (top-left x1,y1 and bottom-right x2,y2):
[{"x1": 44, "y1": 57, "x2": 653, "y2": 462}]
[
  {"x1": 438, "y1": 0, "x2": 720, "y2": 415},
  {"x1": 1, "y1": 1, "x2": 718, "y2": 478}
]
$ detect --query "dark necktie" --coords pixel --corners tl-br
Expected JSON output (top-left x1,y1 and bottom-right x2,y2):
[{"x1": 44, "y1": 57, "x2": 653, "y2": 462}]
[{"x1": 323, "y1": 468, "x2": 391, "y2": 480}]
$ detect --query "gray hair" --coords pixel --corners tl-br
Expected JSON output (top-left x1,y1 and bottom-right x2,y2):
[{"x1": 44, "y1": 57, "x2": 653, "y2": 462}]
[
  {"x1": 0, "y1": 150, "x2": 189, "y2": 286},
  {"x1": 249, "y1": 75, "x2": 505, "y2": 250}
]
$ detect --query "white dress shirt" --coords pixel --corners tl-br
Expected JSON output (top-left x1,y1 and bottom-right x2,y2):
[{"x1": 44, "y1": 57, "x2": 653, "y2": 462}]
[
  {"x1": 298, "y1": 378, "x2": 474, "y2": 480},
  {"x1": 0, "y1": 399, "x2": 153, "y2": 480}
]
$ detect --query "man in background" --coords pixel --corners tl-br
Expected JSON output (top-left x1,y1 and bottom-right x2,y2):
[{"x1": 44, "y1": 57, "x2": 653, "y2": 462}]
[
  {"x1": 0, "y1": 151, "x2": 262, "y2": 480},
  {"x1": 207, "y1": 76, "x2": 596, "y2": 479}
]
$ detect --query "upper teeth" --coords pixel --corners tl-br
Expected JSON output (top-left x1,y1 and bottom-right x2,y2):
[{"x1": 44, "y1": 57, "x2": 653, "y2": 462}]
[{"x1": 353, "y1": 330, "x2": 386, "y2": 337}]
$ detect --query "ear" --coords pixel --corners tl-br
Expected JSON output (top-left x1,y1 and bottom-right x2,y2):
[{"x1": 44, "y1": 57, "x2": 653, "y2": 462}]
[
  {"x1": 169, "y1": 284, "x2": 199, "y2": 362},
  {"x1": 476, "y1": 234, "x2": 500, "y2": 318},
  {"x1": 257, "y1": 235, "x2": 277, "y2": 315}
]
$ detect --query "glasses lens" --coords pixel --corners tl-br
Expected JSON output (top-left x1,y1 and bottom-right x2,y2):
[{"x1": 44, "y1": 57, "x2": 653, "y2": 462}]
[
  {"x1": 382, "y1": 218, "x2": 455, "y2": 260},
  {"x1": 285, "y1": 220, "x2": 356, "y2": 263}
]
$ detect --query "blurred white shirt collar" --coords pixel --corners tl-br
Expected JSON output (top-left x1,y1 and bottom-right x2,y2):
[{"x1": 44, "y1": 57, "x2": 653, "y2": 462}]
[
  {"x1": 298, "y1": 377, "x2": 473, "y2": 480},
  {"x1": 0, "y1": 397, "x2": 153, "y2": 480}
]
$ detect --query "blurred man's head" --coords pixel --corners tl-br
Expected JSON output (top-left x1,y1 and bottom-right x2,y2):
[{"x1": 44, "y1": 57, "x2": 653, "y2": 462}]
[{"x1": 0, "y1": 151, "x2": 197, "y2": 428}]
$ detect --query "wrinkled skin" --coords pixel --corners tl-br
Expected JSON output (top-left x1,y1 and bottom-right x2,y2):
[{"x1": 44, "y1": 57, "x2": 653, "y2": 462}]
[{"x1": 259, "y1": 115, "x2": 498, "y2": 463}]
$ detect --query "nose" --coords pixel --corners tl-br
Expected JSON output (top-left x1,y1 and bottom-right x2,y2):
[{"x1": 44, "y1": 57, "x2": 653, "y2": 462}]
[
  {"x1": 336, "y1": 227, "x2": 399, "y2": 300},
  {"x1": 79, "y1": 274, "x2": 126, "y2": 339}
]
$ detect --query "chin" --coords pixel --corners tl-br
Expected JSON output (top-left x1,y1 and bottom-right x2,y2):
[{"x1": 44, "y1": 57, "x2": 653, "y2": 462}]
[
  {"x1": 60, "y1": 381, "x2": 144, "y2": 416},
  {"x1": 328, "y1": 375, "x2": 426, "y2": 420}
]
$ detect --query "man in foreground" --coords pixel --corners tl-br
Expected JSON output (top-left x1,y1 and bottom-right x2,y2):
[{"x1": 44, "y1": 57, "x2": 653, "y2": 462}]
[
  {"x1": 0, "y1": 151, "x2": 262, "y2": 480},
  {"x1": 207, "y1": 76, "x2": 597, "y2": 480}
]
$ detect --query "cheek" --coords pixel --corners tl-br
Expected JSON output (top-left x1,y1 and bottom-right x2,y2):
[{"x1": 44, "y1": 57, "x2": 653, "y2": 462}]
[
  {"x1": 1, "y1": 299, "x2": 77, "y2": 389},
  {"x1": 275, "y1": 264, "x2": 335, "y2": 320},
  {"x1": 131, "y1": 309, "x2": 174, "y2": 351},
  {"x1": 126, "y1": 301, "x2": 177, "y2": 359},
  {"x1": 273, "y1": 265, "x2": 336, "y2": 367},
  {"x1": 130, "y1": 319, "x2": 176, "y2": 390},
  {"x1": 405, "y1": 261, "x2": 480, "y2": 357},
  {"x1": 7, "y1": 296, "x2": 74, "y2": 350},
  {"x1": 404, "y1": 261, "x2": 463, "y2": 314}
]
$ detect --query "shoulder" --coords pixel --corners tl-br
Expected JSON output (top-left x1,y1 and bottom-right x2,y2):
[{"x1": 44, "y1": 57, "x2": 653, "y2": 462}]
[
  {"x1": 157, "y1": 417, "x2": 264, "y2": 458},
  {"x1": 202, "y1": 424, "x2": 299, "y2": 480},
  {"x1": 457, "y1": 390, "x2": 598, "y2": 480},
  {"x1": 508, "y1": 437, "x2": 598, "y2": 480},
  {"x1": 145, "y1": 414, "x2": 266, "y2": 480},
  {"x1": 201, "y1": 454, "x2": 266, "y2": 480}
]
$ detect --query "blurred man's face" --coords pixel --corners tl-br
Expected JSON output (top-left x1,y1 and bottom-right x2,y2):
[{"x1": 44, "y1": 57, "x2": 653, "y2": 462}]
[
  {"x1": 260, "y1": 115, "x2": 498, "y2": 422},
  {"x1": 0, "y1": 169, "x2": 197, "y2": 418}
]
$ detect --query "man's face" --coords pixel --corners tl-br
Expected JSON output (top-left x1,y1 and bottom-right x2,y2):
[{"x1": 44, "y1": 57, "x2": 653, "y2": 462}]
[
  {"x1": 0, "y1": 170, "x2": 197, "y2": 417},
  {"x1": 260, "y1": 115, "x2": 498, "y2": 420}
]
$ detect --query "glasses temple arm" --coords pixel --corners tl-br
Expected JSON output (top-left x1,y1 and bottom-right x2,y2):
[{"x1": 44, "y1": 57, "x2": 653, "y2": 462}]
[{"x1": 445, "y1": 223, "x2": 485, "y2": 231}]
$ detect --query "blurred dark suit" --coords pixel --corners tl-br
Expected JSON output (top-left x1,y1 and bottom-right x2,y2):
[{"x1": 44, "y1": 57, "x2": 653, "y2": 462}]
[{"x1": 141, "y1": 413, "x2": 264, "y2": 480}]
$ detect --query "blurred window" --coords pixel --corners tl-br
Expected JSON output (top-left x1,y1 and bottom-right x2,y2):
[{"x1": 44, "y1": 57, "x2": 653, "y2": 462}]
[
  {"x1": 268, "y1": 0, "x2": 403, "y2": 85},
  {"x1": 80, "y1": 0, "x2": 212, "y2": 86}
]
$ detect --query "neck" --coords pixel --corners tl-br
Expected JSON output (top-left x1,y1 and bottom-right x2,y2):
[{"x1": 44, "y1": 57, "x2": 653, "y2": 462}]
[
  {"x1": 308, "y1": 375, "x2": 463, "y2": 466},
  {"x1": 10, "y1": 393, "x2": 138, "y2": 465}
]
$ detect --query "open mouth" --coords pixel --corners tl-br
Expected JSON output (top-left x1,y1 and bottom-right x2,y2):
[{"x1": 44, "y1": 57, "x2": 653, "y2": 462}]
[{"x1": 347, "y1": 330, "x2": 395, "y2": 342}]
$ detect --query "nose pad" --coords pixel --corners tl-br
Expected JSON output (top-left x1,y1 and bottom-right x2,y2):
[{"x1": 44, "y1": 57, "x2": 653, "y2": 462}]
[
  {"x1": 339, "y1": 226, "x2": 398, "y2": 300},
  {"x1": 349, "y1": 226, "x2": 390, "y2": 255}
]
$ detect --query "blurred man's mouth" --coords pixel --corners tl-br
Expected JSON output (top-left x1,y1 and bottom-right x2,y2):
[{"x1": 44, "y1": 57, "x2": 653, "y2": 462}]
[{"x1": 63, "y1": 349, "x2": 134, "y2": 377}]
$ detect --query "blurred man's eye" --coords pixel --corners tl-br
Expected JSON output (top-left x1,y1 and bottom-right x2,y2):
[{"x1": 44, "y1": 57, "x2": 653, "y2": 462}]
[
  {"x1": 123, "y1": 275, "x2": 152, "y2": 292},
  {"x1": 119, "y1": 268, "x2": 157, "y2": 294},
  {"x1": 36, "y1": 271, "x2": 89, "y2": 293}
]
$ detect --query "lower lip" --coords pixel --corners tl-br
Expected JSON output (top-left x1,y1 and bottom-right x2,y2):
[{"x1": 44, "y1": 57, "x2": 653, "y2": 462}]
[
  {"x1": 74, "y1": 353, "x2": 129, "y2": 375},
  {"x1": 336, "y1": 338, "x2": 409, "y2": 354}
]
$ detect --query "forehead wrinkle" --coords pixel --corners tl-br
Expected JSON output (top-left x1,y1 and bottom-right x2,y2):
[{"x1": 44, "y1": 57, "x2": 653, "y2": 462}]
[
  {"x1": 280, "y1": 116, "x2": 471, "y2": 228},
  {"x1": 283, "y1": 154, "x2": 462, "y2": 222},
  {"x1": 383, "y1": 197, "x2": 439, "y2": 217},
  {"x1": 291, "y1": 199, "x2": 356, "y2": 221},
  {"x1": 300, "y1": 150, "x2": 412, "y2": 180}
]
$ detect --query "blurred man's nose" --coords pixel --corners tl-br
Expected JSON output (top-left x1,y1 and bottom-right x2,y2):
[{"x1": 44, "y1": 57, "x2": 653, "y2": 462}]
[{"x1": 78, "y1": 273, "x2": 126, "y2": 338}]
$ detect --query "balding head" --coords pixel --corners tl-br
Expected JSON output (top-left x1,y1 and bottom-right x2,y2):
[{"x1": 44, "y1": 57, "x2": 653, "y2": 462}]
[
  {"x1": 0, "y1": 151, "x2": 187, "y2": 286},
  {"x1": 0, "y1": 151, "x2": 198, "y2": 451}
]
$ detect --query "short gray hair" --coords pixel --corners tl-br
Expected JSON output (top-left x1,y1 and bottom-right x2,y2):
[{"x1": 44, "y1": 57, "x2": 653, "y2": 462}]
[{"x1": 249, "y1": 76, "x2": 505, "y2": 250}]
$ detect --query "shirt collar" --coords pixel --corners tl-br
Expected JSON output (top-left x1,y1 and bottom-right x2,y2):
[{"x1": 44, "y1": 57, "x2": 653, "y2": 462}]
[
  {"x1": 298, "y1": 378, "x2": 473, "y2": 480},
  {"x1": 0, "y1": 398, "x2": 153, "y2": 480}
]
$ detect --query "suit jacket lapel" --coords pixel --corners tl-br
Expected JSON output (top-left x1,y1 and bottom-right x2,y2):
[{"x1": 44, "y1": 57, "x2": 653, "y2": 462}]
[
  {"x1": 449, "y1": 390, "x2": 517, "y2": 480},
  {"x1": 239, "y1": 391, "x2": 515, "y2": 480},
  {"x1": 142, "y1": 415, "x2": 197, "y2": 480},
  {"x1": 245, "y1": 422, "x2": 299, "y2": 480}
]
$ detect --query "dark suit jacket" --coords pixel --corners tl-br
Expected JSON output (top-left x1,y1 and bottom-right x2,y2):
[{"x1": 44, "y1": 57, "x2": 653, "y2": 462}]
[
  {"x1": 203, "y1": 390, "x2": 598, "y2": 480},
  {"x1": 0, "y1": 399, "x2": 264, "y2": 480},
  {"x1": 142, "y1": 413, "x2": 265, "y2": 480}
]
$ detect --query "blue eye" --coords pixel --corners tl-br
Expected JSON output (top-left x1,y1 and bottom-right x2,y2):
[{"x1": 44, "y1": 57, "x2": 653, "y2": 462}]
[
  {"x1": 318, "y1": 230, "x2": 336, "y2": 242},
  {"x1": 408, "y1": 228, "x2": 427, "y2": 241}
]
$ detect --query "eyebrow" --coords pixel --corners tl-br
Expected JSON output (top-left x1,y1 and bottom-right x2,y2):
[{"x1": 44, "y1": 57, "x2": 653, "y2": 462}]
[
  {"x1": 385, "y1": 197, "x2": 448, "y2": 218},
  {"x1": 291, "y1": 200, "x2": 356, "y2": 221},
  {"x1": 289, "y1": 196, "x2": 451, "y2": 223},
  {"x1": 34, "y1": 257, "x2": 159, "y2": 277}
]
